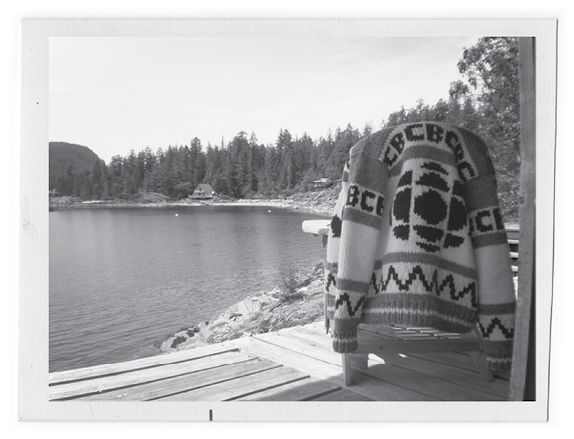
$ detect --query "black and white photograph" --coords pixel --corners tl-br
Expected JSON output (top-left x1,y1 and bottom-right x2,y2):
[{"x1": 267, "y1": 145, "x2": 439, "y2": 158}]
[{"x1": 14, "y1": 16, "x2": 559, "y2": 425}]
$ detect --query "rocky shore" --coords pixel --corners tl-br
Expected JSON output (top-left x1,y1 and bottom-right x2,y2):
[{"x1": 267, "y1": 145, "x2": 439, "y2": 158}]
[{"x1": 158, "y1": 262, "x2": 326, "y2": 354}]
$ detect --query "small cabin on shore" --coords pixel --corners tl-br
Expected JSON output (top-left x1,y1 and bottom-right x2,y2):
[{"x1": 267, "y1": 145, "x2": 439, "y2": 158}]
[
  {"x1": 189, "y1": 184, "x2": 216, "y2": 200},
  {"x1": 312, "y1": 178, "x2": 333, "y2": 190}
]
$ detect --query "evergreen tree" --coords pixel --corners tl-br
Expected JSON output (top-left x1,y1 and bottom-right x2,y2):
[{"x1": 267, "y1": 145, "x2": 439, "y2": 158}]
[
  {"x1": 107, "y1": 155, "x2": 124, "y2": 198},
  {"x1": 277, "y1": 129, "x2": 294, "y2": 191},
  {"x1": 260, "y1": 146, "x2": 279, "y2": 196}
]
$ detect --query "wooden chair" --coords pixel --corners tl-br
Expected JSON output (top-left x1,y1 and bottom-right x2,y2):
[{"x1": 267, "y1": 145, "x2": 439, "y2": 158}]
[
  {"x1": 341, "y1": 323, "x2": 493, "y2": 386},
  {"x1": 301, "y1": 219, "x2": 519, "y2": 387}
]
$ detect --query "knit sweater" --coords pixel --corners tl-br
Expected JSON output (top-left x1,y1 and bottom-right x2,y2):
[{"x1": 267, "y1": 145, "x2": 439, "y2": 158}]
[{"x1": 324, "y1": 122, "x2": 516, "y2": 373}]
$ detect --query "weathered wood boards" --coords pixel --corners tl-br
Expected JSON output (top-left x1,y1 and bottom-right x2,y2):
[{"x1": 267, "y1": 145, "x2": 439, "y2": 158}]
[
  {"x1": 235, "y1": 377, "x2": 341, "y2": 401},
  {"x1": 49, "y1": 341, "x2": 242, "y2": 385},
  {"x1": 82, "y1": 358, "x2": 280, "y2": 401},
  {"x1": 49, "y1": 349, "x2": 253, "y2": 400},
  {"x1": 49, "y1": 320, "x2": 510, "y2": 402},
  {"x1": 158, "y1": 365, "x2": 310, "y2": 401},
  {"x1": 510, "y1": 37, "x2": 537, "y2": 402}
]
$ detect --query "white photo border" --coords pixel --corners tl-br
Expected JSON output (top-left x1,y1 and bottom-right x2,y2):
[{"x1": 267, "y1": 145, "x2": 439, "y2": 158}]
[{"x1": 19, "y1": 18, "x2": 557, "y2": 422}]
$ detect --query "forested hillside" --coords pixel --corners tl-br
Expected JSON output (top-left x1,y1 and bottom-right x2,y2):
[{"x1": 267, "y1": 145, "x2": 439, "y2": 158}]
[
  {"x1": 49, "y1": 142, "x2": 105, "y2": 195},
  {"x1": 49, "y1": 37, "x2": 520, "y2": 221}
]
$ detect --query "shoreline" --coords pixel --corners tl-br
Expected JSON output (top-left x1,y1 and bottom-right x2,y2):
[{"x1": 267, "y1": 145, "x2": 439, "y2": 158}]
[{"x1": 50, "y1": 189, "x2": 339, "y2": 218}]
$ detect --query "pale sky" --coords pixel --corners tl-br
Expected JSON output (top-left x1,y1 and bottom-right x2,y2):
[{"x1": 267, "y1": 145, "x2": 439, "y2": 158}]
[{"x1": 49, "y1": 36, "x2": 479, "y2": 163}]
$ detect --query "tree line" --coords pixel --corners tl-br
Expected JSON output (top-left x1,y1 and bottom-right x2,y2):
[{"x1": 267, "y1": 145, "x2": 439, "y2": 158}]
[
  {"x1": 52, "y1": 124, "x2": 371, "y2": 201},
  {"x1": 51, "y1": 37, "x2": 520, "y2": 221}
]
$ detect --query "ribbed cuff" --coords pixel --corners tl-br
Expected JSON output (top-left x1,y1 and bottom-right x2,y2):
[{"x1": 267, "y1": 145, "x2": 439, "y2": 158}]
[
  {"x1": 332, "y1": 334, "x2": 358, "y2": 353},
  {"x1": 331, "y1": 320, "x2": 359, "y2": 353},
  {"x1": 483, "y1": 339, "x2": 513, "y2": 373}
]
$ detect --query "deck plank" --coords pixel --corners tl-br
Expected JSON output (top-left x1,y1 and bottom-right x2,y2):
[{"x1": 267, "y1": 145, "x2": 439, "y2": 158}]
[
  {"x1": 236, "y1": 335, "x2": 438, "y2": 401},
  {"x1": 49, "y1": 350, "x2": 253, "y2": 401},
  {"x1": 360, "y1": 362, "x2": 504, "y2": 401},
  {"x1": 255, "y1": 330, "x2": 341, "y2": 362},
  {"x1": 81, "y1": 358, "x2": 280, "y2": 401},
  {"x1": 258, "y1": 330, "x2": 356, "y2": 366},
  {"x1": 236, "y1": 377, "x2": 340, "y2": 401},
  {"x1": 374, "y1": 353, "x2": 507, "y2": 398},
  {"x1": 49, "y1": 341, "x2": 242, "y2": 385},
  {"x1": 401, "y1": 351, "x2": 486, "y2": 372},
  {"x1": 157, "y1": 366, "x2": 309, "y2": 401}
]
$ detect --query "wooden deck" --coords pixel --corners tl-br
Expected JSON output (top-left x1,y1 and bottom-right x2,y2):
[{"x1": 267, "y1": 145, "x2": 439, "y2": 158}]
[{"x1": 49, "y1": 321, "x2": 509, "y2": 402}]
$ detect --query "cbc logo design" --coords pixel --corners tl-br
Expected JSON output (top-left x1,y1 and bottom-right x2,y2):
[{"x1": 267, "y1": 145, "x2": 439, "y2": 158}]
[{"x1": 391, "y1": 160, "x2": 468, "y2": 253}]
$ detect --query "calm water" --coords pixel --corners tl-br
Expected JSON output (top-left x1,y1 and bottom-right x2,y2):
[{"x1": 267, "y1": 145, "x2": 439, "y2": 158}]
[{"x1": 49, "y1": 205, "x2": 327, "y2": 372}]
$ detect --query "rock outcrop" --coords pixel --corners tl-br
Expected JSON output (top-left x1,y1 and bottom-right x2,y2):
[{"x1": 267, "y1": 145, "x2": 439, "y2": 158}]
[{"x1": 159, "y1": 264, "x2": 325, "y2": 353}]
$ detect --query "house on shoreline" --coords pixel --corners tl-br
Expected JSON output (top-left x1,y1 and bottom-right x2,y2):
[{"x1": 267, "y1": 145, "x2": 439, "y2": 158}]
[
  {"x1": 189, "y1": 183, "x2": 216, "y2": 200},
  {"x1": 312, "y1": 178, "x2": 333, "y2": 190}
]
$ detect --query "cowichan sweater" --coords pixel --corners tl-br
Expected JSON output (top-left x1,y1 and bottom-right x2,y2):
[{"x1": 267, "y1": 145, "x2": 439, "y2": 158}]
[{"x1": 324, "y1": 122, "x2": 516, "y2": 373}]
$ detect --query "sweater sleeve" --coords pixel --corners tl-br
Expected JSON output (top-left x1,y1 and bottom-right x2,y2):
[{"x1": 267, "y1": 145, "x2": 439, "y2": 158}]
[
  {"x1": 324, "y1": 142, "x2": 387, "y2": 353},
  {"x1": 465, "y1": 174, "x2": 516, "y2": 374},
  {"x1": 460, "y1": 133, "x2": 517, "y2": 374}
]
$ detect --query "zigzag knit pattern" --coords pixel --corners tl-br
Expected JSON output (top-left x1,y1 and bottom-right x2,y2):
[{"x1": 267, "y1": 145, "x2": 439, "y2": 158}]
[{"x1": 324, "y1": 122, "x2": 516, "y2": 374}]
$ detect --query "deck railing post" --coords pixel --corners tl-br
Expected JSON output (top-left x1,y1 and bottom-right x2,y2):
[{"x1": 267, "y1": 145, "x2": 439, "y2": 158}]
[{"x1": 510, "y1": 37, "x2": 536, "y2": 402}]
